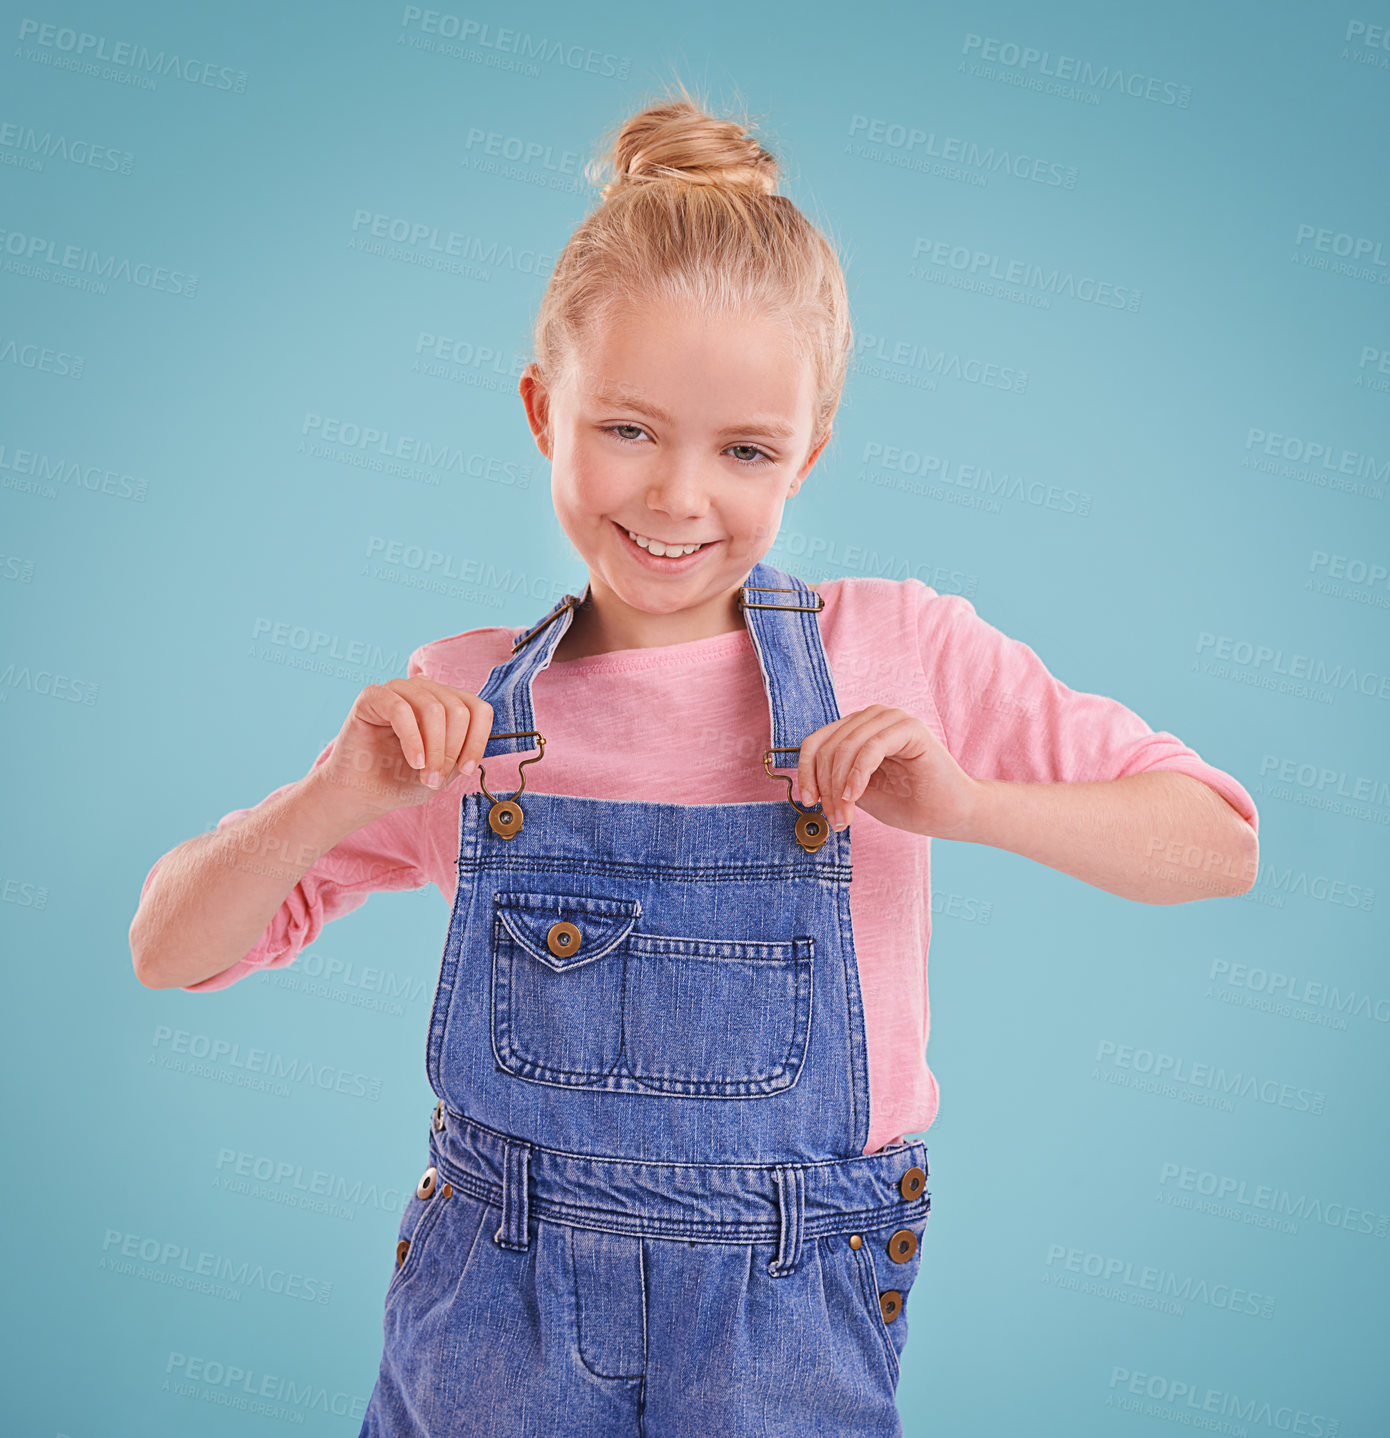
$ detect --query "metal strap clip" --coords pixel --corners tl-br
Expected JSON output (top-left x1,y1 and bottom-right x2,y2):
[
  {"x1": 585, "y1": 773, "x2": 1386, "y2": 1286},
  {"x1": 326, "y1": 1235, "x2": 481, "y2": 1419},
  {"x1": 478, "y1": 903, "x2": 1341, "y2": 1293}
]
[
  {"x1": 764, "y1": 746, "x2": 832, "y2": 852},
  {"x1": 510, "y1": 593, "x2": 584, "y2": 655},
  {"x1": 737, "y1": 583, "x2": 824, "y2": 613},
  {"x1": 478, "y1": 731, "x2": 546, "y2": 840}
]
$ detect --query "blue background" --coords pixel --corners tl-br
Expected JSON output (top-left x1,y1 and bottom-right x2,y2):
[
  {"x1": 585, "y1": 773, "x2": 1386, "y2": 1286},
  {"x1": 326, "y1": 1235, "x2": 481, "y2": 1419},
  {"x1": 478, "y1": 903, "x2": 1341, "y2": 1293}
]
[{"x1": 3, "y1": 1, "x2": 1387, "y2": 1433}]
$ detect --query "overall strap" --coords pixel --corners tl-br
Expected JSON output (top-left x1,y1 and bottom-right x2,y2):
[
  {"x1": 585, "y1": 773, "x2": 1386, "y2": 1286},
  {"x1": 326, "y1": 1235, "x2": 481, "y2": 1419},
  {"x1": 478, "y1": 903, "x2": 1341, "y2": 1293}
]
[
  {"x1": 475, "y1": 587, "x2": 585, "y2": 758},
  {"x1": 474, "y1": 558, "x2": 841, "y2": 764},
  {"x1": 739, "y1": 560, "x2": 842, "y2": 767}
]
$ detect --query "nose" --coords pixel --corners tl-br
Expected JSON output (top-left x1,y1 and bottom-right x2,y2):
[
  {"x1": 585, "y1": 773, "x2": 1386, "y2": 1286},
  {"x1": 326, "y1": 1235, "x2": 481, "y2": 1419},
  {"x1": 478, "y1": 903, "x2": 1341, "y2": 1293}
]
[{"x1": 644, "y1": 451, "x2": 710, "y2": 524}]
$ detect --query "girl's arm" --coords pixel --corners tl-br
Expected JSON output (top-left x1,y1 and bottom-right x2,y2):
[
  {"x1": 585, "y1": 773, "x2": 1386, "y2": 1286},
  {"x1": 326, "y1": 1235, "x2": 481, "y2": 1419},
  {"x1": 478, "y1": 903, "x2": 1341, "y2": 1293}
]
[
  {"x1": 799, "y1": 581, "x2": 1260, "y2": 904},
  {"x1": 130, "y1": 765, "x2": 401, "y2": 990},
  {"x1": 806, "y1": 714, "x2": 1258, "y2": 905},
  {"x1": 912, "y1": 584, "x2": 1260, "y2": 901},
  {"x1": 946, "y1": 768, "x2": 1258, "y2": 904},
  {"x1": 131, "y1": 671, "x2": 491, "y2": 991}
]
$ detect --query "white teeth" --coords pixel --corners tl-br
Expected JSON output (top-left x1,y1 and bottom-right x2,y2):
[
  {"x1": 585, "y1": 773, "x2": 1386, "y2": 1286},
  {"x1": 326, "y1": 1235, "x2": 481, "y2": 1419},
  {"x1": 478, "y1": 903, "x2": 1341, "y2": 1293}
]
[{"x1": 625, "y1": 528, "x2": 707, "y2": 557}]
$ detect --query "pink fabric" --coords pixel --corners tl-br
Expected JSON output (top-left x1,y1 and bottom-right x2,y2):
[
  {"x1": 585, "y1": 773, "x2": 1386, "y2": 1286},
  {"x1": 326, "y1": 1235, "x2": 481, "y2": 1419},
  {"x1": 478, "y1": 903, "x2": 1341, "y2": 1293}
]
[{"x1": 140, "y1": 577, "x2": 1257, "y2": 1153}]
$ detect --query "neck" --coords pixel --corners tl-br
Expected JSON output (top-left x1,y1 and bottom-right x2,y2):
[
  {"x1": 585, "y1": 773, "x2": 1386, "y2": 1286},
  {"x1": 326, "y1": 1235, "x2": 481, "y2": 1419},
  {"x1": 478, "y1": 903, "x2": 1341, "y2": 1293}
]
[{"x1": 554, "y1": 580, "x2": 747, "y2": 662}]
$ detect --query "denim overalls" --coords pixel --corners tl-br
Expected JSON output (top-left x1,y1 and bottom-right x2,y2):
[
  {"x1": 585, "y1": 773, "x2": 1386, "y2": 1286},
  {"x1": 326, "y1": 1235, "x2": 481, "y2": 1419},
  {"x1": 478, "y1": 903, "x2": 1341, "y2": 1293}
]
[{"x1": 359, "y1": 560, "x2": 931, "y2": 1437}]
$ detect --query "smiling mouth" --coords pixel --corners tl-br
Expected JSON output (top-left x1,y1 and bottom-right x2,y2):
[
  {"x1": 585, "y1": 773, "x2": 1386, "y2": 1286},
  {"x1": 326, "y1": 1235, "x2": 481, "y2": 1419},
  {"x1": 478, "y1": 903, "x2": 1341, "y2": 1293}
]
[{"x1": 617, "y1": 523, "x2": 719, "y2": 558}]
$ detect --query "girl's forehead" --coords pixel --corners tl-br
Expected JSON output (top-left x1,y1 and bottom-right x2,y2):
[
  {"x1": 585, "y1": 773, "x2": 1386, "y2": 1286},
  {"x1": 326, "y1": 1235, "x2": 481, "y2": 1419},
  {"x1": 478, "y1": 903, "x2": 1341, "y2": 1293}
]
[
  {"x1": 560, "y1": 311, "x2": 814, "y2": 410},
  {"x1": 584, "y1": 298, "x2": 799, "y2": 346}
]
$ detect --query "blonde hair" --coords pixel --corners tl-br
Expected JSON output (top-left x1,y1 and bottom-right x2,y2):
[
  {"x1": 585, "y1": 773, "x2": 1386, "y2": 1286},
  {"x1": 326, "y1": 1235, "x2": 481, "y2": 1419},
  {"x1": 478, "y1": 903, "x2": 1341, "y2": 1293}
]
[{"x1": 531, "y1": 82, "x2": 853, "y2": 448}]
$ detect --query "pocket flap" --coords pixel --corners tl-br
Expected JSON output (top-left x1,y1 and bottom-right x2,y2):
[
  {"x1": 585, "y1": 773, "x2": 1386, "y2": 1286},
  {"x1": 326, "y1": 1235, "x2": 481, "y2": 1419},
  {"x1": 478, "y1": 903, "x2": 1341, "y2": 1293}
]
[{"x1": 493, "y1": 891, "x2": 641, "y2": 972}]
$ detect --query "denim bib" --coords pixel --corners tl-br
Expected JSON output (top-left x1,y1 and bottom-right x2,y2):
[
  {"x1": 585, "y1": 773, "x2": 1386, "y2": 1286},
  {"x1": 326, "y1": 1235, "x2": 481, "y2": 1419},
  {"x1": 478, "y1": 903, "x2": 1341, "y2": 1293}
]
[{"x1": 360, "y1": 559, "x2": 931, "y2": 1437}]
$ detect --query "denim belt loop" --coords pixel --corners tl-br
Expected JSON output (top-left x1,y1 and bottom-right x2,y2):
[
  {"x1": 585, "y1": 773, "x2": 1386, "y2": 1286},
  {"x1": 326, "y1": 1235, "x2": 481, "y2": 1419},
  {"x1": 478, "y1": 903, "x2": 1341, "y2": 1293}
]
[
  {"x1": 767, "y1": 1163, "x2": 806, "y2": 1278},
  {"x1": 495, "y1": 1139, "x2": 532, "y2": 1251}
]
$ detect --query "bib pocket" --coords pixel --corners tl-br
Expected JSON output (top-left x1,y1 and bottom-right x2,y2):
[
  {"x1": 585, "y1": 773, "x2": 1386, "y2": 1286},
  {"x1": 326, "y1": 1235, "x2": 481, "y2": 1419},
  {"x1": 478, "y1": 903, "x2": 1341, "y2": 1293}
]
[
  {"x1": 491, "y1": 892, "x2": 639, "y2": 1084},
  {"x1": 622, "y1": 932, "x2": 814, "y2": 1095},
  {"x1": 490, "y1": 891, "x2": 814, "y2": 1097}
]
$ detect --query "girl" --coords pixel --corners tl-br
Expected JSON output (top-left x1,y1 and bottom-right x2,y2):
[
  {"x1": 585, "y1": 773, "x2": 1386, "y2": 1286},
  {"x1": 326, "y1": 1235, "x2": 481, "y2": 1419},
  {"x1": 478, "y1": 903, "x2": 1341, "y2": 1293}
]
[{"x1": 131, "y1": 86, "x2": 1260, "y2": 1438}]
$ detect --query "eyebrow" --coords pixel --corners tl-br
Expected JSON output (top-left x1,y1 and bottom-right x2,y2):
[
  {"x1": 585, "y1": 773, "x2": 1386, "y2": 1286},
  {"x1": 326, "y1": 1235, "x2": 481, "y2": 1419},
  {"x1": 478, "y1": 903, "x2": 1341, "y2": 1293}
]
[{"x1": 589, "y1": 387, "x2": 798, "y2": 440}]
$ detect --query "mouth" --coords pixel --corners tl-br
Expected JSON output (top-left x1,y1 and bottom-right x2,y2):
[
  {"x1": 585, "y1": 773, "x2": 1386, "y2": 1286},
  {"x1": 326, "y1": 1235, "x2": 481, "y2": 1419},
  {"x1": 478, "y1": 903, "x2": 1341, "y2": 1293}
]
[{"x1": 613, "y1": 520, "x2": 722, "y2": 571}]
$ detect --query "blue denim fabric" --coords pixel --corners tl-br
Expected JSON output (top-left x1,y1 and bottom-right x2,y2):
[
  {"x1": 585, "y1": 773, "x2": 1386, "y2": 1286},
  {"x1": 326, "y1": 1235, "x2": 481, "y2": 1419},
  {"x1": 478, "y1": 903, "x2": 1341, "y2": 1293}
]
[{"x1": 360, "y1": 561, "x2": 931, "y2": 1436}]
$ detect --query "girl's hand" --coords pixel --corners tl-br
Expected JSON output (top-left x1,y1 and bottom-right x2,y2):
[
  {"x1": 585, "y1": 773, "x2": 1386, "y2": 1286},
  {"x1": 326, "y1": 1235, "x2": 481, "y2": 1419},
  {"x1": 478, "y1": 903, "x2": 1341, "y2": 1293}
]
[
  {"x1": 314, "y1": 677, "x2": 495, "y2": 818},
  {"x1": 795, "y1": 705, "x2": 981, "y2": 839}
]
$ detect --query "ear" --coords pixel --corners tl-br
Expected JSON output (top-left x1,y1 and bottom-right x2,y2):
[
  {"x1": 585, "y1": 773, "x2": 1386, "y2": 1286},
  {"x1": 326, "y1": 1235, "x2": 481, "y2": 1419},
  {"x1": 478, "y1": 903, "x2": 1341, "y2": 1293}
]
[
  {"x1": 789, "y1": 424, "x2": 832, "y2": 497},
  {"x1": 518, "y1": 364, "x2": 552, "y2": 459}
]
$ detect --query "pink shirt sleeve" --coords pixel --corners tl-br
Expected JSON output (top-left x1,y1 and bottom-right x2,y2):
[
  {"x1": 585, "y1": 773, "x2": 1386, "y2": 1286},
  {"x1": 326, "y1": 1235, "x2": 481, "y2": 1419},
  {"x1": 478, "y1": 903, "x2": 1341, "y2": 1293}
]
[
  {"x1": 913, "y1": 583, "x2": 1258, "y2": 833},
  {"x1": 139, "y1": 650, "x2": 438, "y2": 994}
]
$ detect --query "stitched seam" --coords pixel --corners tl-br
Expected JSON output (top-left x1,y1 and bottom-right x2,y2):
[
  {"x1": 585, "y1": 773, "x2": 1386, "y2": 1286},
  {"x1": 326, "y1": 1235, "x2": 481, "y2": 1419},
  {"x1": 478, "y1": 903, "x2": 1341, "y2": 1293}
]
[
  {"x1": 495, "y1": 914, "x2": 623, "y2": 1082},
  {"x1": 458, "y1": 1188, "x2": 489, "y2": 1279},
  {"x1": 803, "y1": 580, "x2": 841, "y2": 735},
  {"x1": 854, "y1": 1245, "x2": 900, "y2": 1387},
  {"x1": 435, "y1": 1104, "x2": 926, "y2": 1177},
  {"x1": 386, "y1": 1196, "x2": 447, "y2": 1301},
  {"x1": 461, "y1": 856, "x2": 852, "y2": 882},
  {"x1": 498, "y1": 912, "x2": 636, "y2": 969},
  {"x1": 624, "y1": 949, "x2": 810, "y2": 1088},
  {"x1": 570, "y1": 1232, "x2": 644, "y2": 1381},
  {"x1": 492, "y1": 930, "x2": 813, "y2": 1093},
  {"x1": 833, "y1": 864, "x2": 862, "y2": 1146},
  {"x1": 638, "y1": 1237, "x2": 648, "y2": 1373},
  {"x1": 426, "y1": 1151, "x2": 930, "y2": 1240}
]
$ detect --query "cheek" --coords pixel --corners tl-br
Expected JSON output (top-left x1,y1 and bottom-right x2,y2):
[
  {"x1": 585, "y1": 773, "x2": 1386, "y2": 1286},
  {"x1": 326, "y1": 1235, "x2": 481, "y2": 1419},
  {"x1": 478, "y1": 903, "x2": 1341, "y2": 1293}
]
[
  {"x1": 729, "y1": 492, "x2": 786, "y2": 547},
  {"x1": 552, "y1": 443, "x2": 624, "y2": 514}
]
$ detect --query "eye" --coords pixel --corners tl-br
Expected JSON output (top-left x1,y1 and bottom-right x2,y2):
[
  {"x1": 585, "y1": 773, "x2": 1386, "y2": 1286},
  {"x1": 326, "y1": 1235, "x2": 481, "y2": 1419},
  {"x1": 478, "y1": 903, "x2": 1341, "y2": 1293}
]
[{"x1": 601, "y1": 425, "x2": 772, "y2": 468}]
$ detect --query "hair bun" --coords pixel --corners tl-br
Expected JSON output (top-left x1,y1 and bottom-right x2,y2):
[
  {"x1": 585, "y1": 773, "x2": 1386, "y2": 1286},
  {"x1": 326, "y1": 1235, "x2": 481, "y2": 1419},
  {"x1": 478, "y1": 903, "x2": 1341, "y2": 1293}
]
[{"x1": 591, "y1": 96, "x2": 780, "y2": 200}]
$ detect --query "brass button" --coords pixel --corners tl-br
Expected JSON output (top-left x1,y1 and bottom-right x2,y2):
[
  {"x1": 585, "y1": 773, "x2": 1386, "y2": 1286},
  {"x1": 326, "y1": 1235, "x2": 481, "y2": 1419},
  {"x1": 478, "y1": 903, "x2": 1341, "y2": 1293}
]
[
  {"x1": 417, "y1": 1166, "x2": 438, "y2": 1201},
  {"x1": 433, "y1": 1099, "x2": 446, "y2": 1132},
  {"x1": 795, "y1": 811, "x2": 830, "y2": 852},
  {"x1": 546, "y1": 921, "x2": 582, "y2": 958},
  {"x1": 441, "y1": 1182, "x2": 453, "y2": 1200},
  {"x1": 887, "y1": 1229, "x2": 918, "y2": 1263},
  {"x1": 879, "y1": 1289, "x2": 903, "y2": 1323},
  {"x1": 487, "y1": 798, "x2": 523, "y2": 838},
  {"x1": 899, "y1": 1166, "x2": 926, "y2": 1200},
  {"x1": 396, "y1": 1239, "x2": 410, "y2": 1267},
  {"x1": 848, "y1": 1233, "x2": 863, "y2": 1250}
]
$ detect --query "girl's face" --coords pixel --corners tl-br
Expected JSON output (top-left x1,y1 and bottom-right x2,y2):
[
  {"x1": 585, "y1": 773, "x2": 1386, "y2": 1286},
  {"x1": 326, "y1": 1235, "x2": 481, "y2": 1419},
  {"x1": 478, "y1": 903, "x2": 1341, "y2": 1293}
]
[{"x1": 519, "y1": 298, "x2": 831, "y2": 647}]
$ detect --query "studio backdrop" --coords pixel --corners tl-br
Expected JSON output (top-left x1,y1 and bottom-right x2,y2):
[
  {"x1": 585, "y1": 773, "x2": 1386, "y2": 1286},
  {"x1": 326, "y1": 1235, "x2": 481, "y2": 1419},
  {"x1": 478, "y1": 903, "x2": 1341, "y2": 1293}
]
[{"x1": 3, "y1": 1, "x2": 1387, "y2": 1434}]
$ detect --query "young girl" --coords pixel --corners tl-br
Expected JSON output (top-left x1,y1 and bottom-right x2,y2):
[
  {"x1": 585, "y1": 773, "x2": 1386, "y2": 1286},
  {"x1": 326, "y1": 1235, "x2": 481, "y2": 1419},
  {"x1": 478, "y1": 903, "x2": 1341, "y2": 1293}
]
[{"x1": 132, "y1": 87, "x2": 1260, "y2": 1438}]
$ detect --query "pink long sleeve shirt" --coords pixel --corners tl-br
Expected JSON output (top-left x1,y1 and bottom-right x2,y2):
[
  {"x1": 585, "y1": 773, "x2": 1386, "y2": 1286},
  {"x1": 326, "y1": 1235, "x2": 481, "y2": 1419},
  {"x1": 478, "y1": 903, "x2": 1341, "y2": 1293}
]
[{"x1": 140, "y1": 577, "x2": 1258, "y2": 1154}]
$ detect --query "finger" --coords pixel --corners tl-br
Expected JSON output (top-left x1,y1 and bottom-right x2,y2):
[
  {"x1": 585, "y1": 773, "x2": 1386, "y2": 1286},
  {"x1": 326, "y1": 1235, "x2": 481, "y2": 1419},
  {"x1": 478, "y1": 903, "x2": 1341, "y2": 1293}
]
[
  {"x1": 451, "y1": 693, "x2": 495, "y2": 776},
  {"x1": 796, "y1": 724, "x2": 835, "y2": 806},
  {"x1": 796, "y1": 713, "x2": 862, "y2": 806},
  {"x1": 410, "y1": 691, "x2": 449, "y2": 786},
  {"x1": 802, "y1": 720, "x2": 859, "y2": 813},
  {"x1": 835, "y1": 743, "x2": 890, "y2": 827},
  {"x1": 816, "y1": 708, "x2": 892, "y2": 824},
  {"x1": 838, "y1": 715, "x2": 921, "y2": 807},
  {"x1": 843, "y1": 715, "x2": 928, "y2": 823},
  {"x1": 366, "y1": 684, "x2": 427, "y2": 773},
  {"x1": 410, "y1": 680, "x2": 477, "y2": 781},
  {"x1": 826, "y1": 710, "x2": 905, "y2": 826}
]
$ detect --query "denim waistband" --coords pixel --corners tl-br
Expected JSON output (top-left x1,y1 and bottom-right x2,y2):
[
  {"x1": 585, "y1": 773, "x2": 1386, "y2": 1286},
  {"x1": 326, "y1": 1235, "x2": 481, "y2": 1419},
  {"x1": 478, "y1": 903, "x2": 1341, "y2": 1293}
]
[{"x1": 429, "y1": 1104, "x2": 930, "y2": 1265}]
